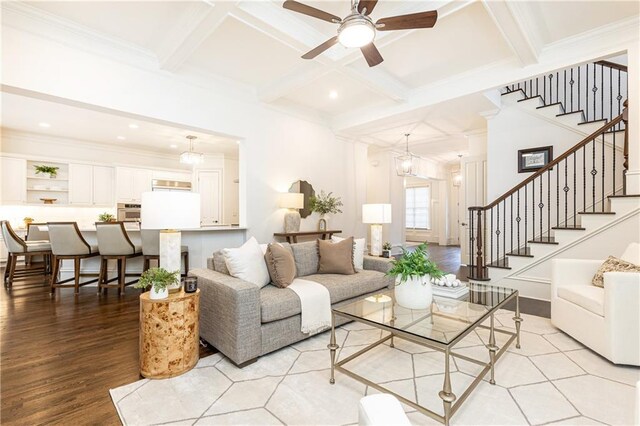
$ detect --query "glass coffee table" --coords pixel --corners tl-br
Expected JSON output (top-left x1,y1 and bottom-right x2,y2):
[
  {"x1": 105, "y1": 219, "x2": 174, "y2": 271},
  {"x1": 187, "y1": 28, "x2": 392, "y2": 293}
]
[{"x1": 328, "y1": 283, "x2": 522, "y2": 426}]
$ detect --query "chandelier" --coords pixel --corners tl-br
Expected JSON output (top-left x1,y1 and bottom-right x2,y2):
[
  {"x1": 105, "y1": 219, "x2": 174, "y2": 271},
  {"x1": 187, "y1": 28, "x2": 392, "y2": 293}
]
[
  {"x1": 180, "y1": 135, "x2": 204, "y2": 165},
  {"x1": 394, "y1": 133, "x2": 419, "y2": 176}
]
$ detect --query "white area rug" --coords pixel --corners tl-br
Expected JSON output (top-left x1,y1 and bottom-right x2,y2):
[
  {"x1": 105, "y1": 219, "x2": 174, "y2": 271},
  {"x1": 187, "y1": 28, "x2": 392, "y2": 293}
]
[{"x1": 110, "y1": 310, "x2": 639, "y2": 425}]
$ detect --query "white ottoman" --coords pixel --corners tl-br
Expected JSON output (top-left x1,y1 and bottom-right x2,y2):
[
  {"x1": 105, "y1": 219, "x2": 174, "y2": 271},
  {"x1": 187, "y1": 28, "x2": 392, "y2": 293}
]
[{"x1": 358, "y1": 394, "x2": 411, "y2": 426}]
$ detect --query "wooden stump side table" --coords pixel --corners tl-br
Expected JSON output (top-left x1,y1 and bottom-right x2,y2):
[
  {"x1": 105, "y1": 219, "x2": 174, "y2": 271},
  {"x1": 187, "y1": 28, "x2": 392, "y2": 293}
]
[{"x1": 139, "y1": 289, "x2": 200, "y2": 379}]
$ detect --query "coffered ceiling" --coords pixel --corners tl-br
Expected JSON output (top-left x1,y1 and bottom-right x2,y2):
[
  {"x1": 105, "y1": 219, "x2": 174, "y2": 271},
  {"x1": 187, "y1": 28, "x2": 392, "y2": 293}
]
[{"x1": 6, "y1": 0, "x2": 639, "y2": 160}]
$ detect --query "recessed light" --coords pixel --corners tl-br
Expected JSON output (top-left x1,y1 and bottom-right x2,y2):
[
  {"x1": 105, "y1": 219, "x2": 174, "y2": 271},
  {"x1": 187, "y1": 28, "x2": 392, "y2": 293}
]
[
  {"x1": 329, "y1": 90, "x2": 338, "y2": 99},
  {"x1": 170, "y1": 144, "x2": 178, "y2": 148},
  {"x1": 129, "y1": 123, "x2": 139, "y2": 129},
  {"x1": 117, "y1": 136, "x2": 126, "y2": 140},
  {"x1": 236, "y1": 141, "x2": 240, "y2": 145},
  {"x1": 38, "y1": 122, "x2": 51, "y2": 128}
]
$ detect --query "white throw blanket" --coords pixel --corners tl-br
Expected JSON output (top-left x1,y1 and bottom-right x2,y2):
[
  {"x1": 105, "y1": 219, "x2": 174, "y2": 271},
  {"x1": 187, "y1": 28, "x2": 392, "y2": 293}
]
[{"x1": 288, "y1": 278, "x2": 332, "y2": 334}]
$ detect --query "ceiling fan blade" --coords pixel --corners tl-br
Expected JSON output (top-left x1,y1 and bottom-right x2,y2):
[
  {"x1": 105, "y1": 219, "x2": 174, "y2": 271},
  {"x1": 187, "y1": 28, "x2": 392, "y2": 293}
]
[
  {"x1": 357, "y1": 0, "x2": 378, "y2": 15},
  {"x1": 283, "y1": 0, "x2": 341, "y2": 23},
  {"x1": 376, "y1": 10, "x2": 437, "y2": 31},
  {"x1": 302, "y1": 36, "x2": 339, "y2": 59},
  {"x1": 360, "y1": 43, "x2": 383, "y2": 67}
]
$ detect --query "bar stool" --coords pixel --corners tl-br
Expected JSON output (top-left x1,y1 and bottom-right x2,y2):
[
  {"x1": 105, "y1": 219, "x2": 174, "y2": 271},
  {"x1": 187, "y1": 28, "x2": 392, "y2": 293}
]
[
  {"x1": 48, "y1": 222, "x2": 100, "y2": 295},
  {"x1": 96, "y1": 222, "x2": 142, "y2": 295},
  {"x1": 25, "y1": 222, "x2": 49, "y2": 267},
  {"x1": 1, "y1": 220, "x2": 52, "y2": 288},
  {"x1": 141, "y1": 229, "x2": 189, "y2": 276}
]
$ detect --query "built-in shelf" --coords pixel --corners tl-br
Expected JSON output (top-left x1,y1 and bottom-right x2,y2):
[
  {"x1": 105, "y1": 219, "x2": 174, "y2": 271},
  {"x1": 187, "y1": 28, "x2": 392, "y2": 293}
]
[
  {"x1": 27, "y1": 188, "x2": 68, "y2": 192},
  {"x1": 26, "y1": 176, "x2": 69, "y2": 182},
  {"x1": 26, "y1": 160, "x2": 69, "y2": 205}
]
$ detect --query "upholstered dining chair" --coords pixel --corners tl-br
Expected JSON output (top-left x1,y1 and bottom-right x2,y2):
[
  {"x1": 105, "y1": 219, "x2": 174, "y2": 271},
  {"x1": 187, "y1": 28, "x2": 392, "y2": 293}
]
[
  {"x1": 48, "y1": 222, "x2": 100, "y2": 295},
  {"x1": 1, "y1": 220, "x2": 52, "y2": 288},
  {"x1": 140, "y1": 229, "x2": 189, "y2": 276},
  {"x1": 96, "y1": 222, "x2": 142, "y2": 295},
  {"x1": 25, "y1": 222, "x2": 49, "y2": 267}
]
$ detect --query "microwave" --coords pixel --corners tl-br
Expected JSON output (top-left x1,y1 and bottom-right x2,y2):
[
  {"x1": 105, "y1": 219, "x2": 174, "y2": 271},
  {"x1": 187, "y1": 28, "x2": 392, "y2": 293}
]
[{"x1": 117, "y1": 203, "x2": 141, "y2": 222}]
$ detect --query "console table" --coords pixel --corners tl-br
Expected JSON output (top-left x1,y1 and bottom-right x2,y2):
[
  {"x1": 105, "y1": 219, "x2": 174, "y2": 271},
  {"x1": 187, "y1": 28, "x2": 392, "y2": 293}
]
[{"x1": 273, "y1": 230, "x2": 342, "y2": 244}]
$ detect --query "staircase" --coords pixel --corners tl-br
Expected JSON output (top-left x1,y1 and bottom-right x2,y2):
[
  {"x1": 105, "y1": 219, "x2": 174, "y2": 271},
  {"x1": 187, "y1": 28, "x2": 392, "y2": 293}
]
[{"x1": 467, "y1": 60, "x2": 637, "y2": 290}]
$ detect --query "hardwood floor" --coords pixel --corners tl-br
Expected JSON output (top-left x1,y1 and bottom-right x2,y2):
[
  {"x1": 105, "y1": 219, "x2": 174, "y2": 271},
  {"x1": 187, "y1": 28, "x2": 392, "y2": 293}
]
[{"x1": 0, "y1": 265, "x2": 215, "y2": 425}]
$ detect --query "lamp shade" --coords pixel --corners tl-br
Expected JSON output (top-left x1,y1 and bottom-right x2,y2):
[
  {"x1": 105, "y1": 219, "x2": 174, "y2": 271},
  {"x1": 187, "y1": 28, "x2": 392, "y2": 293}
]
[
  {"x1": 141, "y1": 191, "x2": 201, "y2": 229},
  {"x1": 279, "y1": 192, "x2": 304, "y2": 209},
  {"x1": 362, "y1": 204, "x2": 392, "y2": 224}
]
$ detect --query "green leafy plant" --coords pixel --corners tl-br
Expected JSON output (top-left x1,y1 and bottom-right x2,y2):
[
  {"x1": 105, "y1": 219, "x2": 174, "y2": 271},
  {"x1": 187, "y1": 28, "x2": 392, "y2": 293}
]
[
  {"x1": 387, "y1": 243, "x2": 444, "y2": 284},
  {"x1": 309, "y1": 190, "x2": 343, "y2": 215},
  {"x1": 133, "y1": 267, "x2": 179, "y2": 292},
  {"x1": 34, "y1": 165, "x2": 59, "y2": 177},
  {"x1": 382, "y1": 242, "x2": 392, "y2": 251},
  {"x1": 98, "y1": 212, "x2": 115, "y2": 222}
]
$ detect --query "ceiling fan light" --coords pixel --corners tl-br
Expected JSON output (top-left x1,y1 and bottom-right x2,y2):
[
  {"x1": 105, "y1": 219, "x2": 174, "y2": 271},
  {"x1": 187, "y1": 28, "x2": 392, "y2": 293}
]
[{"x1": 338, "y1": 21, "x2": 375, "y2": 48}]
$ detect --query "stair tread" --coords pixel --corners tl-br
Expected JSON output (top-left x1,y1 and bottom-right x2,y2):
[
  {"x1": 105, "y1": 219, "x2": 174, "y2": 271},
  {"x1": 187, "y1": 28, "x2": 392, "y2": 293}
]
[
  {"x1": 528, "y1": 237, "x2": 558, "y2": 244},
  {"x1": 536, "y1": 102, "x2": 564, "y2": 112},
  {"x1": 578, "y1": 211, "x2": 615, "y2": 215},
  {"x1": 506, "y1": 248, "x2": 533, "y2": 257},
  {"x1": 552, "y1": 225, "x2": 586, "y2": 230},
  {"x1": 578, "y1": 119, "x2": 608, "y2": 126},
  {"x1": 608, "y1": 194, "x2": 640, "y2": 198},
  {"x1": 486, "y1": 259, "x2": 511, "y2": 269},
  {"x1": 517, "y1": 95, "x2": 543, "y2": 103},
  {"x1": 501, "y1": 89, "x2": 525, "y2": 97},
  {"x1": 556, "y1": 110, "x2": 584, "y2": 118}
]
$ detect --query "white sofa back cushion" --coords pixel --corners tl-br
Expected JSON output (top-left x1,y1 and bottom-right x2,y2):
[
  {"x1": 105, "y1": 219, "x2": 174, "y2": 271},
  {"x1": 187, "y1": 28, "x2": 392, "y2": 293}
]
[
  {"x1": 622, "y1": 242, "x2": 640, "y2": 264},
  {"x1": 223, "y1": 237, "x2": 270, "y2": 288},
  {"x1": 332, "y1": 236, "x2": 365, "y2": 270}
]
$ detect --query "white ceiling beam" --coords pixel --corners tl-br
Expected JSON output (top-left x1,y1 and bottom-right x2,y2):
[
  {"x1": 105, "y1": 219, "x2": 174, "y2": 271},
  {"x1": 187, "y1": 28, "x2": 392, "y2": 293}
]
[
  {"x1": 258, "y1": 62, "x2": 330, "y2": 103},
  {"x1": 336, "y1": 65, "x2": 410, "y2": 102},
  {"x1": 156, "y1": 2, "x2": 239, "y2": 73},
  {"x1": 480, "y1": 0, "x2": 539, "y2": 66}
]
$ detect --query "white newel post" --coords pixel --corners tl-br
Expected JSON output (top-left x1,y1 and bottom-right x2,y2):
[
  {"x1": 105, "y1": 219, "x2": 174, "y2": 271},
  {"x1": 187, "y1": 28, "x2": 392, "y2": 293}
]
[{"x1": 626, "y1": 42, "x2": 640, "y2": 194}]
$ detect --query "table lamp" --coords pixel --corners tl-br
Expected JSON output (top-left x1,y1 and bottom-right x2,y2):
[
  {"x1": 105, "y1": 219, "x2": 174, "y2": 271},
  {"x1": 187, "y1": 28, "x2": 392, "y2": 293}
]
[
  {"x1": 362, "y1": 203, "x2": 392, "y2": 256},
  {"x1": 141, "y1": 191, "x2": 200, "y2": 292},
  {"x1": 280, "y1": 192, "x2": 304, "y2": 233}
]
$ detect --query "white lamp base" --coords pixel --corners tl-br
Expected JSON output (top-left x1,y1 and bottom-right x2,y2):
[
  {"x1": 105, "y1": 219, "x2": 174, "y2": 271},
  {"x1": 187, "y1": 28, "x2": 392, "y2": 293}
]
[
  {"x1": 160, "y1": 229, "x2": 182, "y2": 293},
  {"x1": 284, "y1": 210, "x2": 301, "y2": 233},
  {"x1": 369, "y1": 224, "x2": 383, "y2": 256}
]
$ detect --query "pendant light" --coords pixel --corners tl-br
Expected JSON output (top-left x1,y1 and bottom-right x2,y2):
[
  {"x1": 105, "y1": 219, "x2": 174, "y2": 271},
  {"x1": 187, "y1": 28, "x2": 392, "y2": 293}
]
[
  {"x1": 394, "y1": 133, "x2": 419, "y2": 177},
  {"x1": 180, "y1": 135, "x2": 204, "y2": 165}
]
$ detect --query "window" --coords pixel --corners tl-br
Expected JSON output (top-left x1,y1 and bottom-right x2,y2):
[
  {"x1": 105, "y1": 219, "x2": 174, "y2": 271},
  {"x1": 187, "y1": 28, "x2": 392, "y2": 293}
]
[{"x1": 406, "y1": 186, "x2": 431, "y2": 229}]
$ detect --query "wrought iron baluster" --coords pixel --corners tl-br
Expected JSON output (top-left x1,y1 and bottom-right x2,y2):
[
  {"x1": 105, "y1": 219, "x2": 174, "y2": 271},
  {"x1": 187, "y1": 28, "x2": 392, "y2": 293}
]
[
  {"x1": 593, "y1": 63, "x2": 597, "y2": 122},
  {"x1": 578, "y1": 66, "x2": 581, "y2": 112},
  {"x1": 570, "y1": 68, "x2": 574, "y2": 112},
  {"x1": 490, "y1": 208, "x2": 494, "y2": 265},
  {"x1": 547, "y1": 170, "x2": 551, "y2": 237},
  {"x1": 564, "y1": 160, "x2": 568, "y2": 226},
  {"x1": 524, "y1": 188, "x2": 528, "y2": 250},
  {"x1": 600, "y1": 64, "x2": 604, "y2": 121},
  {"x1": 592, "y1": 139, "x2": 596, "y2": 211},
  {"x1": 496, "y1": 205, "x2": 500, "y2": 266},
  {"x1": 613, "y1": 130, "x2": 616, "y2": 195},
  {"x1": 556, "y1": 71, "x2": 559, "y2": 104},
  {"x1": 586, "y1": 64, "x2": 589, "y2": 121},
  {"x1": 532, "y1": 177, "x2": 536, "y2": 240},
  {"x1": 609, "y1": 66, "x2": 613, "y2": 124},
  {"x1": 503, "y1": 199, "x2": 506, "y2": 262},
  {"x1": 510, "y1": 195, "x2": 514, "y2": 254},
  {"x1": 517, "y1": 191, "x2": 521, "y2": 252},
  {"x1": 602, "y1": 131, "x2": 605, "y2": 211},
  {"x1": 539, "y1": 174, "x2": 543, "y2": 239},
  {"x1": 573, "y1": 153, "x2": 577, "y2": 227},
  {"x1": 536, "y1": 77, "x2": 539, "y2": 97},
  {"x1": 556, "y1": 163, "x2": 560, "y2": 226},
  {"x1": 469, "y1": 210, "x2": 474, "y2": 272}
]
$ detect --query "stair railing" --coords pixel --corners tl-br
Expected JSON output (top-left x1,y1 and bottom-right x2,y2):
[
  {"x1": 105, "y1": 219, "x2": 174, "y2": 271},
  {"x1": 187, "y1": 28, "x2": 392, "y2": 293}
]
[
  {"x1": 468, "y1": 102, "x2": 629, "y2": 281},
  {"x1": 504, "y1": 60, "x2": 628, "y2": 130}
]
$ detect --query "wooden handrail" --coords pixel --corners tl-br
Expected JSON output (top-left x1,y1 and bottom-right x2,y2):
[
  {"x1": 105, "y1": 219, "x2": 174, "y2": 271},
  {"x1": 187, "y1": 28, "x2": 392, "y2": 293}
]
[
  {"x1": 595, "y1": 60, "x2": 628, "y2": 72},
  {"x1": 470, "y1": 112, "x2": 624, "y2": 212}
]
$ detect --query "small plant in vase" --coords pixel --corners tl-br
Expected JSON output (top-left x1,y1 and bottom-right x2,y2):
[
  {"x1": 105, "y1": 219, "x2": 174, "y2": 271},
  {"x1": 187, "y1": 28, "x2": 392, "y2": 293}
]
[
  {"x1": 134, "y1": 267, "x2": 180, "y2": 300},
  {"x1": 387, "y1": 243, "x2": 443, "y2": 309},
  {"x1": 98, "y1": 212, "x2": 116, "y2": 222},
  {"x1": 23, "y1": 217, "x2": 34, "y2": 227},
  {"x1": 34, "y1": 165, "x2": 59, "y2": 179},
  {"x1": 309, "y1": 190, "x2": 343, "y2": 231},
  {"x1": 382, "y1": 242, "x2": 392, "y2": 258}
]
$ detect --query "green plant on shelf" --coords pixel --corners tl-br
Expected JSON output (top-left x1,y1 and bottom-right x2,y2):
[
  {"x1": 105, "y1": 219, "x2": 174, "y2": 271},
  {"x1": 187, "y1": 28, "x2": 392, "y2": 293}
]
[
  {"x1": 33, "y1": 165, "x2": 59, "y2": 178},
  {"x1": 387, "y1": 243, "x2": 443, "y2": 284},
  {"x1": 133, "y1": 268, "x2": 179, "y2": 292},
  {"x1": 98, "y1": 212, "x2": 115, "y2": 222},
  {"x1": 309, "y1": 190, "x2": 343, "y2": 215},
  {"x1": 382, "y1": 242, "x2": 392, "y2": 251}
]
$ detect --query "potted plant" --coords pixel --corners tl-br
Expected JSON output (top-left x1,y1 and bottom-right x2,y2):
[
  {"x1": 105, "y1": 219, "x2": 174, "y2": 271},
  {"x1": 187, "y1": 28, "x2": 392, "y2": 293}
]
[
  {"x1": 23, "y1": 217, "x2": 34, "y2": 227},
  {"x1": 134, "y1": 267, "x2": 179, "y2": 300},
  {"x1": 309, "y1": 190, "x2": 343, "y2": 231},
  {"x1": 98, "y1": 212, "x2": 116, "y2": 222},
  {"x1": 34, "y1": 165, "x2": 59, "y2": 179},
  {"x1": 387, "y1": 243, "x2": 443, "y2": 309},
  {"x1": 382, "y1": 242, "x2": 392, "y2": 258}
]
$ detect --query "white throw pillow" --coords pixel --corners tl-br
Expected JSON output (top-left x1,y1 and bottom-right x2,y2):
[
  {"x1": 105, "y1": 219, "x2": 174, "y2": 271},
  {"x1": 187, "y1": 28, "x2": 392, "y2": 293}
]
[
  {"x1": 223, "y1": 237, "x2": 270, "y2": 288},
  {"x1": 332, "y1": 236, "x2": 365, "y2": 271}
]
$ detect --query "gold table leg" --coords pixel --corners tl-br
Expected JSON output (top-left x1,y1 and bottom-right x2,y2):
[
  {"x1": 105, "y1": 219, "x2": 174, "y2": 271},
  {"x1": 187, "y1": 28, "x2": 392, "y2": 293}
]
[
  {"x1": 438, "y1": 348, "x2": 456, "y2": 426},
  {"x1": 487, "y1": 313, "x2": 499, "y2": 385},
  {"x1": 389, "y1": 301, "x2": 395, "y2": 348},
  {"x1": 328, "y1": 312, "x2": 339, "y2": 384},
  {"x1": 513, "y1": 293, "x2": 523, "y2": 349}
]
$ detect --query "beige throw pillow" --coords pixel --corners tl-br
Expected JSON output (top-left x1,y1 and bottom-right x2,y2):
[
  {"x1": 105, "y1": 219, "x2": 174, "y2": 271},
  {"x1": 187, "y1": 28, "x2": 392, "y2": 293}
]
[
  {"x1": 265, "y1": 243, "x2": 297, "y2": 288},
  {"x1": 318, "y1": 237, "x2": 356, "y2": 275},
  {"x1": 591, "y1": 255, "x2": 640, "y2": 288}
]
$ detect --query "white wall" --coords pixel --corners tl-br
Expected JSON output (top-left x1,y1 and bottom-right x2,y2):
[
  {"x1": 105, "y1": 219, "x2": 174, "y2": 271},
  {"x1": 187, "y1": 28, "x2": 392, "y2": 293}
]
[{"x1": 1, "y1": 24, "x2": 367, "y2": 243}]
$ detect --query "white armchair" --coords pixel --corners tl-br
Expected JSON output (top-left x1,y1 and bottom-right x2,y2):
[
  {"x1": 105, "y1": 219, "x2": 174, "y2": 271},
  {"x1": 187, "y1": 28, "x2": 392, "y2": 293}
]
[{"x1": 551, "y1": 243, "x2": 640, "y2": 366}]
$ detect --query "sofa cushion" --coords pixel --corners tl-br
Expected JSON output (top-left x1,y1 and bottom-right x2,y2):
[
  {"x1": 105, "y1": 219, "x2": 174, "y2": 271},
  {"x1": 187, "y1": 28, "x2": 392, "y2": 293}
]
[
  {"x1": 318, "y1": 237, "x2": 356, "y2": 275},
  {"x1": 212, "y1": 250, "x2": 229, "y2": 275},
  {"x1": 259, "y1": 270, "x2": 392, "y2": 323},
  {"x1": 558, "y1": 285, "x2": 604, "y2": 316},
  {"x1": 291, "y1": 241, "x2": 319, "y2": 277},
  {"x1": 591, "y1": 255, "x2": 640, "y2": 288},
  {"x1": 265, "y1": 243, "x2": 296, "y2": 288}
]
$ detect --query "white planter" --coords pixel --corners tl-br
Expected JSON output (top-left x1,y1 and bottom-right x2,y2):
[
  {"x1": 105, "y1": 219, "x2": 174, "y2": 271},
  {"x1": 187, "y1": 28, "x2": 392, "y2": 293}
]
[
  {"x1": 394, "y1": 275, "x2": 433, "y2": 309},
  {"x1": 150, "y1": 285, "x2": 168, "y2": 300}
]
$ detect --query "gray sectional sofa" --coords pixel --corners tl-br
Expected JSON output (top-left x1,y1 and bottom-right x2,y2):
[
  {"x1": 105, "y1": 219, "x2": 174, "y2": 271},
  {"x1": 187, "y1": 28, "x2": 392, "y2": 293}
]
[{"x1": 189, "y1": 241, "x2": 394, "y2": 366}]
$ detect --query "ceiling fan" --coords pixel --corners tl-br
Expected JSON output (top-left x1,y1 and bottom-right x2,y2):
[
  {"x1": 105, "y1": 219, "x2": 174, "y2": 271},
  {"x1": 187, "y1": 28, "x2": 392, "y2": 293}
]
[{"x1": 282, "y1": 0, "x2": 438, "y2": 67}]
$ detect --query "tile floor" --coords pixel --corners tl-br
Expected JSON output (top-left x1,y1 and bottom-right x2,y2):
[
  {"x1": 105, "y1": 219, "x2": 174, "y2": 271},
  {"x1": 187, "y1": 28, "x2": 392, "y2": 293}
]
[{"x1": 110, "y1": 310, "x2": 639, "y2": 425}]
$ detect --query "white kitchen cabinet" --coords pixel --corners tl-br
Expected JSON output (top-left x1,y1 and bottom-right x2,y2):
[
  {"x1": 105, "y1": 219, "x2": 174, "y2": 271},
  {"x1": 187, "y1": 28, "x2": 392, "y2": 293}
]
[
  {"x1": 116, "y1": 167, "x2": 152, "y2": 203},
  {"x1": 1, "y1": 157, "x2": 27, "y2": 204},
  {"x1": 152, "y1": 170, "x2": 192, "y2": 183},
  {"x1": 92, "y1": 166, "x2": 114, "y2": 206},
  {"x1": 197, "y1": 170, "x2": 222, "y2": 226},
  {"x1": 69, "y1": 164, "x2": 93, "y2": 205}
]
